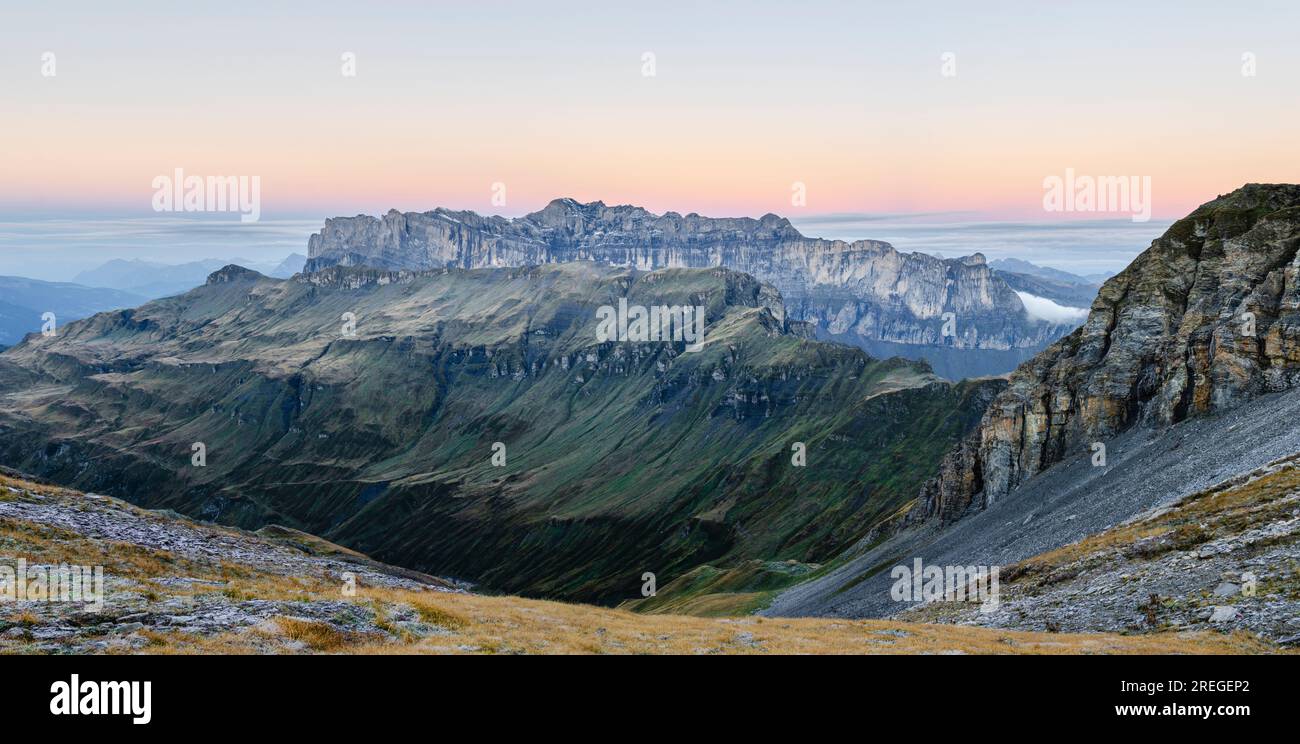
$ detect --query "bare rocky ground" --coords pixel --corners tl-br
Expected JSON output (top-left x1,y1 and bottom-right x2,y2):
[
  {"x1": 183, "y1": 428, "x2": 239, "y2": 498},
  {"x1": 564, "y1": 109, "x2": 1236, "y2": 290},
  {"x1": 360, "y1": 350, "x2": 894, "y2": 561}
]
[
  {"x1": 764, "y1": 388, "x2": 1300, "y2": 650},
  {"x1": 897, "y1": 455, "x2": 1300, "y2": 645},
  {"x1": 0, "y1": 472, "x2": 466, "y2": 653}
]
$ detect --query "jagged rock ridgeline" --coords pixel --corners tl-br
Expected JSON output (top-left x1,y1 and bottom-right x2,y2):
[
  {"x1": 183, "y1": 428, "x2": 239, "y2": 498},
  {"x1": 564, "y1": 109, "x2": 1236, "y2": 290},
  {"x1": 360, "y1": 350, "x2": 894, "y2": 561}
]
[
  {"x1": 915, "y1": 184, "x2": 1300, "y2": 522},
  {"x1": 304, "y1": 199, "x2": 1075, "y2": 367}
]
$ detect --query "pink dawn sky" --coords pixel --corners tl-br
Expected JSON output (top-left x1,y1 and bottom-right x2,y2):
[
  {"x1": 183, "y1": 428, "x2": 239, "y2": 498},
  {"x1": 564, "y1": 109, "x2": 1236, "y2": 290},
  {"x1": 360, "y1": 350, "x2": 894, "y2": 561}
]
[{"x1": 0, "y1": 1, "x2": 1296, "y2": 222}]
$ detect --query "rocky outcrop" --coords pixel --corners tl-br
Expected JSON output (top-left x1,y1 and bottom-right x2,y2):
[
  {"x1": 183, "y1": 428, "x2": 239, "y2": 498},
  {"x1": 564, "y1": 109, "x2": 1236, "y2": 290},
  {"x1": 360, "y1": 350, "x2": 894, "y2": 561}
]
[
  {"x1": 914, "y1": 184, "x2": 1300, "y2": 521},
  {"x1": 305, "y1": 199, "x2": 1072, "y2": 361},
  {"x1": 0, "y1": 470, "x2": 463, "y2": 654}
]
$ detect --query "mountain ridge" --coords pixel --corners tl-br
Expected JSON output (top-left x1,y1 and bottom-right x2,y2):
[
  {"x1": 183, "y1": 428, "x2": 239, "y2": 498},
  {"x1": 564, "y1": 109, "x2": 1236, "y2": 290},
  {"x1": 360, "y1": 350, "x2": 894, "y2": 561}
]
[
  {"x1": 0, "y1": 262, "x2": 1000, "y2": 603},
  {"x1": 304, "y1": 198, "x2": 1079, "y2": 377}
]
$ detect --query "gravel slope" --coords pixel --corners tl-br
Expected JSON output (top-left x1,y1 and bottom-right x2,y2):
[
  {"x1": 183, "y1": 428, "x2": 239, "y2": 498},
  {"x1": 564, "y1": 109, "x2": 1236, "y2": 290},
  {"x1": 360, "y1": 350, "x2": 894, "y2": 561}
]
[{"x1": 764, "y1": 387, "x2": 1300, "y2": 619}]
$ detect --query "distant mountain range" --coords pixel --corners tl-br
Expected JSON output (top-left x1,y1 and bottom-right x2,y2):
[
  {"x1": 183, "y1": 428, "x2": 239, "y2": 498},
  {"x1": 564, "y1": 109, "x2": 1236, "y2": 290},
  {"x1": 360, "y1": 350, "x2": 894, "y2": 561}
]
[
  {"x1": 989, "y1": 258, "x2": 1101, "y2": 309},
  {"x1": 72, "y1": 255, "x2": 305, "y2": 299},
  {"x1": 270, "y1": 253, "x2": 307, "y2": 278},
  {"x1": 304, "y1": 200, "x2": 1083, "y2": 378},
  {"x1": 0, "y1": 276, "x2": 146, "y2": 346},
  {"x1": 988, "y1": 258, "x2": 1097, "y2": 286},
  {"x1": 0, "y1": 254, "x2": 306, "y2": 347},
  {"x1": 12, "y1": 203, "x2": 1098, "y2": 380}
]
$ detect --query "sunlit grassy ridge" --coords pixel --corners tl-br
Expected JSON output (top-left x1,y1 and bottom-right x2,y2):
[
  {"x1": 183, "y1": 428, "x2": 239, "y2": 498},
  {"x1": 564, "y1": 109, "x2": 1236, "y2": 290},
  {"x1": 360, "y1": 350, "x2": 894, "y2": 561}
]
[{"x1": 620, "y1": 559, "x2": 822, "y2": 616}]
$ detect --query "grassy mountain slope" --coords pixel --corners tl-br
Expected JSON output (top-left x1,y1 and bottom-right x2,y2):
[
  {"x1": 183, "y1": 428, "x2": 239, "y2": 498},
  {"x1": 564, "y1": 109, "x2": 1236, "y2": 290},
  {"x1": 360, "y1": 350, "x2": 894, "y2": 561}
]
[{"x1": 0, "y1": 262, "x2": 1000, "y2": 603}]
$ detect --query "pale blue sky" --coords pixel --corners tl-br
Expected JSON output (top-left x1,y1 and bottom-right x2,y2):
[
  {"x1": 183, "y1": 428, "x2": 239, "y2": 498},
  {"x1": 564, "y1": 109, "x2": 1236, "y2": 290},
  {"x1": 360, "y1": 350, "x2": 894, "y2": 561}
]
[{"x1": 0, "y1": 1, "x2": 1293, "y2": 279}]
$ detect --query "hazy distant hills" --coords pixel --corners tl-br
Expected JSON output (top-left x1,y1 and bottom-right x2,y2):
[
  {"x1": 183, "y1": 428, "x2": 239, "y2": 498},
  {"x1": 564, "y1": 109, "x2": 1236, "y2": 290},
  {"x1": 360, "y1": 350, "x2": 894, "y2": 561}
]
[
  {"x1": 304, "y1": 199, "x2": 1083, "y2": 378},
  {"x1": 0, "y1": 275, "x2": 146, "y2": 345},
  {"x1": 0, "y1": 262, "x2": 999, "y2": 603},
  {"x1": 73, "y1": 258, "x2": 240, "y2": 298},
  {"x1": 0, "y1": 253, "x2": 304, "y2": 348},
  {"x1": 988, "y1": 257, "x2": 1096, "y2": 286},
  {"x1": 270, "y1": 253, "x2": 307, "y2": 278},
  {"x1": 0, "y1": 300, "x2": 35, "y2": 349},
  {"x1": 72, "y1": 255, "x2": 304, "y2": 299},
  {"x1": 989, "y1": 258, "x2": 1100, "y2": 309}
]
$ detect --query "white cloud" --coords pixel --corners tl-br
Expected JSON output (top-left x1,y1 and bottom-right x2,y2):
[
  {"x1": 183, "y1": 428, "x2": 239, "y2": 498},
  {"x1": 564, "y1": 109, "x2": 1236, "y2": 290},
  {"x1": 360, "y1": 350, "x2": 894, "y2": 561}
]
[{"x1": 1015, "y1": 291, "x2": 1089, "y2": 324}]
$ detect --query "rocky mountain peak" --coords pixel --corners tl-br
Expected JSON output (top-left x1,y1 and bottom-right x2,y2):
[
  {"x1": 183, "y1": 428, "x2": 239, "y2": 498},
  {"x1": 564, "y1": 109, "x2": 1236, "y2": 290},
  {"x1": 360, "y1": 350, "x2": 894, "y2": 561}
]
[
  {"x1": 205, "y1": 265, "x2": 264, "y2": 285},
  {"x1": 530, "y1": 197, "x2": 602, "y2": 226}
]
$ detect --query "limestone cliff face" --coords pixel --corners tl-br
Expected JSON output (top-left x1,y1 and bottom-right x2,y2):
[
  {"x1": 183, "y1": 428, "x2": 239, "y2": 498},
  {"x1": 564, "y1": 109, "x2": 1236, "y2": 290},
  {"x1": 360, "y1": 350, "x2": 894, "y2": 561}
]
[
  {"x1": 305, "y1": 199, "x2": 1069, "y2": 354},
  {"x1": 915, "y1": 184, "x2": 1300, "y2": 522}
]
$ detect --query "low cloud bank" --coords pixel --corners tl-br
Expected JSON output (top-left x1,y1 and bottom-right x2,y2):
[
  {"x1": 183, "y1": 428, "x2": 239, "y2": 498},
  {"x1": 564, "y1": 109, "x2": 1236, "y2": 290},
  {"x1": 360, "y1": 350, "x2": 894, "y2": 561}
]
[{"x1": 1015, "y1": 291, "x2": 1089, "y2": 324}]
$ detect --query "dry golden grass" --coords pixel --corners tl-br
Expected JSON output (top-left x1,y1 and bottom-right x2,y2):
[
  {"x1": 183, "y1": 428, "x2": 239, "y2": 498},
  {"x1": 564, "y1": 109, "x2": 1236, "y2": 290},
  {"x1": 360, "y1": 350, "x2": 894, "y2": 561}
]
[
  {"x1": 0, "y1": 473, "x2": 80, "y2": 501},
  {"x1": 120, "y1": 587, "x2": 1281, "y2": 655},
  {"x1": 274, "y1": 618, "x2": 370, "y2": 651},
  {"x1": 408, "y1": 596, "x2": 470, "y2": 630},
  {"x1": 3, "y1": 610, "x2": 40, "y2": 627}
]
